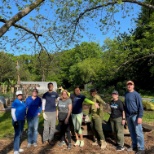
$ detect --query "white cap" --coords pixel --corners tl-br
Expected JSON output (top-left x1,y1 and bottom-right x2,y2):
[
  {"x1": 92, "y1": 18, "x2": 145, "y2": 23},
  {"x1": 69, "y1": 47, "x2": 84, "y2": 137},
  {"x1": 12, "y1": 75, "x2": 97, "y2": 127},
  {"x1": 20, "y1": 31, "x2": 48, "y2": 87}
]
[{"x1": 16, "y1": 90, "x2": 23, "y2": 96}]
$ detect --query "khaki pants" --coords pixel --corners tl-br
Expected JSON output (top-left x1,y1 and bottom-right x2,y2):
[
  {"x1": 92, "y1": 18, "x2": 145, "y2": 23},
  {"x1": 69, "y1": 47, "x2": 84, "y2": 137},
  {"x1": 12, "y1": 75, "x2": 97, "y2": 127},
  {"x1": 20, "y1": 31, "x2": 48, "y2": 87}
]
[
  {"x1": 91, "y1": 117, "x2": 105, "y2": 141},
  {"x1": 110, "y1": 117, "x2": 124, "y2": 147},
  {"x1": 43, "y1": 112, "x2": 56, "y2": 142}
]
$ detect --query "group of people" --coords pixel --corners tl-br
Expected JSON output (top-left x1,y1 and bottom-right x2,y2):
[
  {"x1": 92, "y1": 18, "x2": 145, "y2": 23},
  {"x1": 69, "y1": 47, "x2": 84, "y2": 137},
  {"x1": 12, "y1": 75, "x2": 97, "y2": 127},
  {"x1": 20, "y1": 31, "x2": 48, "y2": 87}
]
[{"x1": 11, "y1": 81, "x2": 145, "y2": 154}]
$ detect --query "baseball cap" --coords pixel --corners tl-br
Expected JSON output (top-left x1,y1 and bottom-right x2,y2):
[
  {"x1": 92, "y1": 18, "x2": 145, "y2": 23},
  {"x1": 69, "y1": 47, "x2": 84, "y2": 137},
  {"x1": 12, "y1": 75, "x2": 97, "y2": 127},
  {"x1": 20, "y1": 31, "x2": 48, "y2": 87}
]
[
  {"x1": 16, "y1": 90, "x2": 23, "y2": 96},
  {"x1": 112, "y1": 90, "x2": 119, "y2": 95},
  {"x1": 126, "y1": 80, "x2": 134, "y2": 85}
]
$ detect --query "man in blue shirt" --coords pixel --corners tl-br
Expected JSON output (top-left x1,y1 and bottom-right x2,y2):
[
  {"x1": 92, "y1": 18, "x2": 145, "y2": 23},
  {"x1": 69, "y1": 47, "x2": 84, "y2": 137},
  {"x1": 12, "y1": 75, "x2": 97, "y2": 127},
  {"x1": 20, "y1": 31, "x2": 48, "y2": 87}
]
[
  {"x1": 42, "y1": 82, "x2": 59, "y2": 144},
  {"x1": 125, "y1": 81, "x2": 145, "y2": 154},
  {"x1": 25, "y1": 89, "x2": 42, "y2": 148},
  {"x1": 11, "y1": 90, "x2": 26, "y2": 154},
  {"x1": 70, "y1": 86, "x2": 96, "y2": 147}
]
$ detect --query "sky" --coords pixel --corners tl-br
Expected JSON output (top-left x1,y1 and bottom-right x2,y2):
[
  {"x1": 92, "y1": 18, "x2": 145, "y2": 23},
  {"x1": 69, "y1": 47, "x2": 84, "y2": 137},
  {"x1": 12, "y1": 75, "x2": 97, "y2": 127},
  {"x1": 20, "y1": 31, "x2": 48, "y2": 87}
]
[{"x1": 0, "y1": 1, "x2": 141, "y2": 55}]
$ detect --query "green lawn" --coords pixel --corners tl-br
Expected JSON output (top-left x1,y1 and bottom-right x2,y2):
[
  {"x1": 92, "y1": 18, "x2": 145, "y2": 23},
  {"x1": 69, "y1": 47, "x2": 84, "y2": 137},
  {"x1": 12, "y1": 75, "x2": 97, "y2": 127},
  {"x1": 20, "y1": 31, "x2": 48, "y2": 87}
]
[
  {"x1": 0, "y1": 111, "x2": 44, "y2": 139},
  {"x1": 0, "y1": 110, "x2": 153, "y2": 139}
]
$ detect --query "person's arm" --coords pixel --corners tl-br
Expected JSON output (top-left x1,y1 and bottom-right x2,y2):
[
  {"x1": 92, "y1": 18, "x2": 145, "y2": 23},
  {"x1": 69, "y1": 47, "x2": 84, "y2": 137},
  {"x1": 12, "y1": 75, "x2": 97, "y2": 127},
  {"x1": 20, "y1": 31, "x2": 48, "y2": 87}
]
[
  {"x1": 84, "y1": 98, "x2": 95, "y2": 105},
  {"x1": 56, "y1": 102, "x2": 59, "y2": 120},
  {"x1": 58, "y1": 86, "x2": 70, "y2": 96},
  {"x1": 25, "y1": 98, "x2": 29, "y2": 115},
  {"x1": 11, "y1": 108, "x2": 17, "y2": 121},
  {"x1": 136, "y1": 94, "x2": 143, "y2": 118},
  {"x1": 136, "y1": 93, "x2": 143, "y2": 124},
  {"x1": 65, "y1": 103, "x2": 72, "y2": 124},
  {"x1": 42, "y1": 98, "x2": 46, "y2": 113},
  {"x1": 122, "y1": 111, "x2": 126, "y2": 125},
  {"x1": 42, "y1": 98, "x2": 48, "y2": 120},
  {"x1": 96, "y1": 95, "x2": 106, "y2": 106},
  {"x1": 38, "y1": 98, "x2": 42, "y2": 115}
]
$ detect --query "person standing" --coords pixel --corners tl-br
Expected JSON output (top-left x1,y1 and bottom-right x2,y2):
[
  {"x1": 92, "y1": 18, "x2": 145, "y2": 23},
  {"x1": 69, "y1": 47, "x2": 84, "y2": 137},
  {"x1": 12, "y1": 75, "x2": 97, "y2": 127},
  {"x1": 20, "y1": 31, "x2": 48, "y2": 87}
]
[
  {"x1": 71, "y1": 86, "x2": 97, "y2": 147},
  {"x1": 57, "y1": 90, "x2": 72, "y2": 149},
  {"x1": 25, "y1": 89, "x2": 42, "y2": 147},
  {"x1": 90, "y1": 89, "x2": 107, "y2": 150},
  {"x1": 42, "y1": 82, "x2": 59, "y2": 144},
  {"x1": 125, "y1": 81, "x2": 145, "y2": 154},
  {"x1": 11, "y1": 90, "x2": 26, "y2": 154},
  {"x1": 110, "y1": 90, "x2": 125, "y2": 151}
]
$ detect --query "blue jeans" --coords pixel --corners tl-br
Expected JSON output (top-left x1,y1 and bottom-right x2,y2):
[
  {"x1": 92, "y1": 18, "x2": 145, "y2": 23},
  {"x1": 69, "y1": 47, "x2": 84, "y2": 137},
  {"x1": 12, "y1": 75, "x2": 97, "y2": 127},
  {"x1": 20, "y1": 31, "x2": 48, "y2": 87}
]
[
  {"x1": 127, "y1": 115, "x2": 144, "y2": 150},
  {"x1": 27, "y1": 116, "x2": 39, "y2": 144},
  {"x1": 13, "y1": 120, "x2": 25, "y2": 151}
]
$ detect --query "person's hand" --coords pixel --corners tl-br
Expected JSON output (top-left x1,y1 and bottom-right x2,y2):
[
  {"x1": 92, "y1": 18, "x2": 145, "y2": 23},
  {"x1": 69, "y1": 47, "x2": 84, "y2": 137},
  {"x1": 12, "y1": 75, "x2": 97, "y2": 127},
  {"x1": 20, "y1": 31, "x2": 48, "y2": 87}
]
[
  {"x1": 58, "y1": 86, "x2": 64, "y2": 90},
  {"x1": 13, "y1": 121, "x2": 19, "y2": 129},
  {"x1": 95, "y1": 103, "x2": 100, "y2": 109},
  {"x1": 38, "y1": 113, "x2": 40, "y2": 116},
  {"x1": 43, "y1": 112, "x2": 48, "y2": 120},
  {"x1": 137, "y1": 118, "x2": 142, "y2": 124},
  {"x1": 64, "y1": 118, "x2": 69, "y2": 124},
  {"x1": 122, "y1": 120, "x2": 125, "y2": 125}
]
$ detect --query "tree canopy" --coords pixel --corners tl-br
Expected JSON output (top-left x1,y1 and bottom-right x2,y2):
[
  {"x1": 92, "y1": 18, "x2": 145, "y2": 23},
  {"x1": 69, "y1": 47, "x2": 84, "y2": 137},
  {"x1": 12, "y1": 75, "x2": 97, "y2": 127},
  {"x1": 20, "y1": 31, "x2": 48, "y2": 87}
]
[{"x1": 1, "y1": 0, "x2": 154, "y2": 53}]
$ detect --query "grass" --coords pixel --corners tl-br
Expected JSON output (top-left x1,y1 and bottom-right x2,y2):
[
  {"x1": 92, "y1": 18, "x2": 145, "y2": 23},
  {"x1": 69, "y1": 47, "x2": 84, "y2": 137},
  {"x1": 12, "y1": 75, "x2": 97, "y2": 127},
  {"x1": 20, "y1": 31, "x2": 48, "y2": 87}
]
[
  {"x1": 143, "y1": 111, "x2": 154, "y2": 123},
  {"x1": 0, "y1": 111, "x2": 43, "y2": 139},
  {"x1": 0, "y1": 110, "x2": 153, "y2": 139},
  {"x1": 141, "y1": 95, "x2": 154, "y2": 99}
]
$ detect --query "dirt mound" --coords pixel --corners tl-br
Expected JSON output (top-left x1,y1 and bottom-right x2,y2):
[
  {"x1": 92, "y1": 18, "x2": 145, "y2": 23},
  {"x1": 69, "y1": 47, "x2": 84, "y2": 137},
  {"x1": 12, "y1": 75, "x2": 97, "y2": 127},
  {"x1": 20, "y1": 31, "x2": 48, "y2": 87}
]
[{"x1": 0, "y1": 130, "x2": 154, "y2": 154}]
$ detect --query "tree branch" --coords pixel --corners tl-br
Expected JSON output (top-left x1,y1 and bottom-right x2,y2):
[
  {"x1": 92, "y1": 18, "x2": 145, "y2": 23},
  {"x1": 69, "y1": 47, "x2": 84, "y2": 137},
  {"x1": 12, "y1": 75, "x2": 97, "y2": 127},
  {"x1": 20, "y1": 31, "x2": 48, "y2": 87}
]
[
  {"x1": 71, "y1": 0, "x2": 154, "y2": 41},
  {"x1": 0, "y1": 0, "x2": 45, "y2": 37},
  {"x1": 0, "y1": 19, "x2": 42, "y2": 37},
  {"x1": 117, "y1": 53, "x2": 154, "y2": 71}
]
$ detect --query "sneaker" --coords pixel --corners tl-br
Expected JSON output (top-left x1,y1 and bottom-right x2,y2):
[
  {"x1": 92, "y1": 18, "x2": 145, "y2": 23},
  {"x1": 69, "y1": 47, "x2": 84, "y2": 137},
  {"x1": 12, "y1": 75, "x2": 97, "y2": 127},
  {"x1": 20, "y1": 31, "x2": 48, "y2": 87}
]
[
  {"x1": 19, "y1": 149, "x2": 24, "y2": 153},
  {"x1": 92, "y1": 141, "x2": 98, "y2": 146},
  {"x1": 136, "y1": 150, "x2": 145, "y2": 154},
  {"x1": 127, "y1": 147, "x2": 138, "y2": 151},
  {"x1": 116, "y1": 146, "x2": 125, "y2": 151},
  {"x1": 58, "y1": 141, "x2": 66, "y2": 147},
  {"x1": 27, "y1": 143, "x2": 31, "y2": 148},
  {"x1": 67, "y1": 143, "x2": 72, "y2": 149},
  {"x1": 80, "y1": 140, "x2": 84, "y2": 147},
  {"x1": 14, "y1": 151, "x2": 19, "y2": 154},
  {"x1": 74, "y1": 140, "x2": 80, "y2": 146},
  {"x1": 100, "y1": 140, "x2": 107, "y2": 150},
  {"x1": 33, "y1": 143, "x2": 37, "y2": 147}
]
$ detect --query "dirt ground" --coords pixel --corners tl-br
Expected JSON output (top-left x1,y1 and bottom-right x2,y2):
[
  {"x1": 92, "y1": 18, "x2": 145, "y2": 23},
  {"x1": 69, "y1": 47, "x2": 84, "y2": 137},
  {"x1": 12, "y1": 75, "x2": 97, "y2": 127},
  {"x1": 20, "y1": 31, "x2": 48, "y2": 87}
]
[{"x1": 0, "y1": 129, "x2": 154, "y2": 154}]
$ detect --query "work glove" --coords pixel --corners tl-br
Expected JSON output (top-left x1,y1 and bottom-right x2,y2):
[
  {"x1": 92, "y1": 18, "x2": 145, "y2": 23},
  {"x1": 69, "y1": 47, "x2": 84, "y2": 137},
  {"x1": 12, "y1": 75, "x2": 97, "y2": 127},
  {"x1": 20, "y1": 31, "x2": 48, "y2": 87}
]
[
  {"x1": 43, "y1": 112, "x2": 48, "y2": 120},
  {"x1": 13, "y1": 121, "x2": 19, "y2": 129}
]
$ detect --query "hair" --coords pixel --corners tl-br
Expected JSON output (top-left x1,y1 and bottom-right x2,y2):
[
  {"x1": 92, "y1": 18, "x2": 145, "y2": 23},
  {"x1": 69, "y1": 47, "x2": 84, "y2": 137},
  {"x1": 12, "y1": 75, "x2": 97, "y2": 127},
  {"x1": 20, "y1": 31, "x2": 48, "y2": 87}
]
[
  {"x1": 60, "y1": 90, "x2": 70, "y2": 100},
  {"x1": 32, "y1": 88, "x2": 38, "y2": 93},
  {"x1": 90, "y1": 88, "x2": 97, "y2": 93},
  {"x1": 48, "y1": 82, "x2": 53, "y2": 87},
  {"x1": 74, "y1": 86, "x2": 80, "y2": 90}
]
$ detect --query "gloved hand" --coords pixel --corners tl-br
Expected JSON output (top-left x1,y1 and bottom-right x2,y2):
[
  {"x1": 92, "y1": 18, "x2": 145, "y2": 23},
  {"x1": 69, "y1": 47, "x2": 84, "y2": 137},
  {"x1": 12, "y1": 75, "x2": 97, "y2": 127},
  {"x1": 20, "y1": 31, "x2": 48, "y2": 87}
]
[
  {"x1": 13, "y1": 121, "x2": 19, "y2": 129},
  {"x1": 43, "y1": 112, "x2": 48, "y2": 120}
]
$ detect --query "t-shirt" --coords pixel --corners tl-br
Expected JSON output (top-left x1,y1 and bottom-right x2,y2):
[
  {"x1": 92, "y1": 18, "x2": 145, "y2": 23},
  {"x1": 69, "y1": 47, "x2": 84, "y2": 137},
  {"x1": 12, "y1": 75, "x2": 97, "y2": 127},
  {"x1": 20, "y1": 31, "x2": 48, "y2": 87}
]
[
  {"x1": 42, "y1": 91, "x2": 59, "y2": 112},
  {"x1": 11, "y1": 99, "x2": 26, "y2": 121},
  {"x1": 71, "y1": 94, "x2": 86, "y2": 114},
  {"x1": 58, "y1": 98, "x2": 72, "y2": 113},
  {"x1": 125, "y1": 91, "x2": 143, "y2": 118},
  {"x1": 110, "y1": 99, "x2": 124, "y2": 119},
  {"x1": 25, "y1": 96, "x2": 42, "y2": 118}
]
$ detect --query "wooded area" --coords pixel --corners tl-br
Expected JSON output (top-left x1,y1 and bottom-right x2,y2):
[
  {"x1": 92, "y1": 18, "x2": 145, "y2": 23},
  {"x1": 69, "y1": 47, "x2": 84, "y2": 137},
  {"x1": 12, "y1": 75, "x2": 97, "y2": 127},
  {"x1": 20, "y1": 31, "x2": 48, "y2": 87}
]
[{"x1": 0, "y1": 0, "x2": 154, "y2": 95}]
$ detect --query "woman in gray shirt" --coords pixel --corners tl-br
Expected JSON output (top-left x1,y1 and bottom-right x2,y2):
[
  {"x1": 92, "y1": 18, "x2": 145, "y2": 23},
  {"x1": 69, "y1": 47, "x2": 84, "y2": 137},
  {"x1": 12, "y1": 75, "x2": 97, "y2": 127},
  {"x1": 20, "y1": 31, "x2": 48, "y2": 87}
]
[{"x1": 57, "y1": 90, "x2": 72, "y2": 149}]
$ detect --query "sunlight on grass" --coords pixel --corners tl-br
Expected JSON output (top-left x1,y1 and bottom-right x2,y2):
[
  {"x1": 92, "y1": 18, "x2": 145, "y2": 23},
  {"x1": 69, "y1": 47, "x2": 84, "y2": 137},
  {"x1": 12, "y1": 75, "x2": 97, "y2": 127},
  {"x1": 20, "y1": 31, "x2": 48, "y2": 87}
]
[
  {"x1": 143, "y1": 111, "x2": 154, "y2": 123},
  {"x1": 0, "y1": 110, "x2": 153, "y2": 139},
  {"x1": 0, "y1": 111, "x2": 14, "y2": 138}
]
